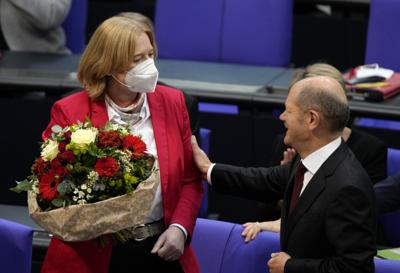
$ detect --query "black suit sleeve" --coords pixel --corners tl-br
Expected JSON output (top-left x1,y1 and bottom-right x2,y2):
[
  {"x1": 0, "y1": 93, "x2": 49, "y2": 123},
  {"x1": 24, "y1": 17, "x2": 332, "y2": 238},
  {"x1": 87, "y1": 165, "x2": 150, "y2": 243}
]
[
  {"x1": 374, "y1": 173, "x2": 400, "y2": 214},
  {"x1": 347, "y1": 129, "x2": 387, "y2": 184},
  {"x1": 358, "y1": 140, "x2": 387, "y2": 184},
  {"x1": 285, "y1": 186, "x2": 376, "y2": 273},
  {"x1": 211, "y1": 163, "x2": 290, "y2": 203}
]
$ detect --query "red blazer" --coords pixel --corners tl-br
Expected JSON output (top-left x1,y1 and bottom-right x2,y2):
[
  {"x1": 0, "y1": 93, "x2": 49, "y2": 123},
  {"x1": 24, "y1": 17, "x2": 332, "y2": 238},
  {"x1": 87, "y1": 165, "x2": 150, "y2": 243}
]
[{"x1": 40, "y1": 85, "x2": 203, "y2": 273}]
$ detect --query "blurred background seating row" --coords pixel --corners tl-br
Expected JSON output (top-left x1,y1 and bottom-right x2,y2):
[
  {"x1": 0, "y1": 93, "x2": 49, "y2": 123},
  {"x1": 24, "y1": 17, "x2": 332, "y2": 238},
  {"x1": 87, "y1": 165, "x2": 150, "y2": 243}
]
[{"x1": 155, "y1": 0, "x2": 293, "y2": 66}]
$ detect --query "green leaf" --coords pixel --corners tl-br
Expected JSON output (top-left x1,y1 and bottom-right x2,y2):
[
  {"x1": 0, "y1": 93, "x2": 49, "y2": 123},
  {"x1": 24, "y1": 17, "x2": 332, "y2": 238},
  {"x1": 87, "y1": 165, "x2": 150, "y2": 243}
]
[
  {"x1": 84, "y1": 116, "x2": 93, "y2": 126},
  {"x1": 57, "y1": 180, "x2": 74, "y2": 195},
  {"x1": 10, "y1": 180, "x2": 32, "y2": 193},
  {"x1": 51, "y1": 198, "x2": 64, "y2": 207},
  {"x1": 51, "y1": 125, "x2": 62, "y2": 133}
]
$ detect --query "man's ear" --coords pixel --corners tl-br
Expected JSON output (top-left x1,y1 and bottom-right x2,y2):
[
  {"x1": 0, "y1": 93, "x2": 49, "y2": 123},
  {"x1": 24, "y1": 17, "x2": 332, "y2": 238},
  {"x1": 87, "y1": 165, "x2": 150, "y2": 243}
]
[{"x1": 307, "y1": 109, "x2": 321, "y2": 130}]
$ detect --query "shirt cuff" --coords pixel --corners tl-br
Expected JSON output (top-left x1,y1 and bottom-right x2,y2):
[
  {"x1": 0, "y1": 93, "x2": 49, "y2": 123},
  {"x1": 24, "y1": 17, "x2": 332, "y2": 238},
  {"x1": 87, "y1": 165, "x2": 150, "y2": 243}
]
[
  {"x1": 207, "y1": 163, "x2": 216, "y2": 184},
  {"x1": 170, "y1": 223, "x2": 188, "y2": 241}
]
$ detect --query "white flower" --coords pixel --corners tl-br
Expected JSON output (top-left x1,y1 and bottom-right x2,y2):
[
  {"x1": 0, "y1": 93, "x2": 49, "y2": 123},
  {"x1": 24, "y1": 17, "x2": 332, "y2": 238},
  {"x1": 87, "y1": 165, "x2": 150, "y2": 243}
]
[
  {"x1": 87, "y1": 188, "x2": 92, "y2": 194},
  {"x1": 80, "y1": 184, "x2": 87, "y2": 190},
  {"x1": 70, "y1": 129, "x2": 97, "y2": 148},
  {"x1": 78, "y1": 200, "x2": 87, "y2": 205},
  {"x1": 111, "y1": 124, "x2": 129, "y2": 136},
  {"x1": 31, "y1": 178, "x2": 40, "y2": 194},
  {"x1": 41, "y1": 140, "x2": 59, "y2": 161},
  {"x1": 87, "y1": 171, "x2": 99, "y2": 182},
  {"x1": 73, "y1": 196, "x2": 78, "y2": 202}
]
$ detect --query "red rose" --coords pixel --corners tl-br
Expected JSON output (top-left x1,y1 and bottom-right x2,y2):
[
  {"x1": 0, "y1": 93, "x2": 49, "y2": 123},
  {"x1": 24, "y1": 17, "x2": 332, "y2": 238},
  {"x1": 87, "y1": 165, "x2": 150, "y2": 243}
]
[
  {"x1": 58, "y1": 142, "x2": 67, "y2": 152},
  {"x1": 123, "y1": 135, "x2": 147, "y2": 159},
  {"x1": 50, "y1": 158, "x2": 69, "y2": 178},
  {"x1": 98, "y1": 131, "x2": 122, "y2": 148},
  {"x1": 32, "y1": 158, "x2": 48, "y2": 176},
  {"x1": 63, "y1": 131, "x2": 72, "y2": 140},
  {"x1": 94, "y1": 157, "x2": 120, "y2": 177},
  {"x1": 59, "y1": 151, "x2": 76, "y2": 164},
  {"x1": 39, "y1": 172, "x2": 60, "y2": 201}
]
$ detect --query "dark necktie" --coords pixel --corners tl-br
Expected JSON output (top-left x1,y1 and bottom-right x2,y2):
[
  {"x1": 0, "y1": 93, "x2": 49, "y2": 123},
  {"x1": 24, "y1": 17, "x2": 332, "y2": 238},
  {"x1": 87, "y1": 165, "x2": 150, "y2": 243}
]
[{"x1": 289, "y1": 161, "x2": 307, "y2": 214}]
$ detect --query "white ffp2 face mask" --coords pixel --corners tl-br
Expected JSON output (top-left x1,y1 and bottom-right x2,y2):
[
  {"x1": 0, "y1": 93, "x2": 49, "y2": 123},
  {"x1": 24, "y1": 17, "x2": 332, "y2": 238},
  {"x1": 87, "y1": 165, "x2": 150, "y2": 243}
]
[{"x1": 113, "y1": 58, "x2": 159, "y2": 93}]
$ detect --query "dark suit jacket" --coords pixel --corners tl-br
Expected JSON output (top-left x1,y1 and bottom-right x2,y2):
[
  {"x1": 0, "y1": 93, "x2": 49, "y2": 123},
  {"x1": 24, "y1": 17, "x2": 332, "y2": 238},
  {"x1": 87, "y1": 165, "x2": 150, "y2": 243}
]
[
  {"x1": 374, "y1": 173, "x2": 400, "y2": 214},
  {"x1": 212, "y1": 141, "x2": 376, "y2": 273},
  {"x1": 270, "y1": 129, "x2": 387, "y2": 184}
]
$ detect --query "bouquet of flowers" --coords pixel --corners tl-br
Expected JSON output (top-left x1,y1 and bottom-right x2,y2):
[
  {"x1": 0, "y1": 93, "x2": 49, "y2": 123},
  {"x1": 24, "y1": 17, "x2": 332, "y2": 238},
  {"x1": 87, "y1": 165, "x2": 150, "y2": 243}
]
[{"x1": 11, "y1": 119, "x2": 158, "y2": 242}]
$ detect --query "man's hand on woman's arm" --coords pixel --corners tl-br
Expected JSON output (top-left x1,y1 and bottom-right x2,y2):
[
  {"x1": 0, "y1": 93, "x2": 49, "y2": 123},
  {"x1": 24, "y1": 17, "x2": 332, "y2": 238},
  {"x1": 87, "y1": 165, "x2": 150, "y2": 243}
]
[{"x1": 191, "y1": 136, "x2": 213, "y2": 181}]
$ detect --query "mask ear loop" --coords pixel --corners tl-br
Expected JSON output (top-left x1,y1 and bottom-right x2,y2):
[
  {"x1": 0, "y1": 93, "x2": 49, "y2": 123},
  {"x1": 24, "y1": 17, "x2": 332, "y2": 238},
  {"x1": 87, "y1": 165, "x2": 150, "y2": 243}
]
[{"x1": 111, "y1": 74, "x2": 133, "y2": 88}]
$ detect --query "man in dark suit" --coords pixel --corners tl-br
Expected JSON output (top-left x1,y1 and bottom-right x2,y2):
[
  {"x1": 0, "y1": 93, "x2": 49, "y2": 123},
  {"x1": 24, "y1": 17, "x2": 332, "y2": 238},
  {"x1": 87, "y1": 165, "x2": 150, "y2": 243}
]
[{"x1": 191, "y1": 76, "x2": 376, "y2": 273}]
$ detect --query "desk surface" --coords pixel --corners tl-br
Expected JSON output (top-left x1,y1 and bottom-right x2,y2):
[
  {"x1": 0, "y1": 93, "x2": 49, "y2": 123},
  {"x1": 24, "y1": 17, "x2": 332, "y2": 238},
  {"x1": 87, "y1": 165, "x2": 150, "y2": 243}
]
[
  {"x1": 158, "y1": 59, "x2": 286, "y2": 101},
  {"x1": 264, "y1": 69, "x2": 400, "y2": 120},
  {"x1": 0, "y1": 52, "x2": 285, "y2": 100},
  {"x1": 1, "y1": 51, "x2": 399, "y2": 119}
]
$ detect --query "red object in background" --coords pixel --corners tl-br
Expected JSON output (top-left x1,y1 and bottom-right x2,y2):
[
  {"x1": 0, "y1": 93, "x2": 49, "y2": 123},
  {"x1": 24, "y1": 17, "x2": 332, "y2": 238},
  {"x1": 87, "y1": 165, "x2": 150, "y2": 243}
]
[{"x1": 344, "y1": 71, "x2": 400, "y2": 102}]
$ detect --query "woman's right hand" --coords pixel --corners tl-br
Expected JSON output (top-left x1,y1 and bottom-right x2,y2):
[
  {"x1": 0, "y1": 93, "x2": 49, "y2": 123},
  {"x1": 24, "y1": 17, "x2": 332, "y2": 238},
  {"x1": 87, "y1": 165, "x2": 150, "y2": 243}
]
[{"x1": 241, "y1": 222, "x2": 262, "y2": 243}]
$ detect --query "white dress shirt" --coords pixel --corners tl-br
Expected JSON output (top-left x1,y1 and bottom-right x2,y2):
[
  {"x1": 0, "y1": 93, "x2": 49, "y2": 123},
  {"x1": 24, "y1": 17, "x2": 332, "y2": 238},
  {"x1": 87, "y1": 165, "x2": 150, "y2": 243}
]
[
  {"x1": 299, "y1": 136, "x2": 341, "y2": 195},
  {"x1": 105, "y1": 95, "x2": 187, "y2": 238}
]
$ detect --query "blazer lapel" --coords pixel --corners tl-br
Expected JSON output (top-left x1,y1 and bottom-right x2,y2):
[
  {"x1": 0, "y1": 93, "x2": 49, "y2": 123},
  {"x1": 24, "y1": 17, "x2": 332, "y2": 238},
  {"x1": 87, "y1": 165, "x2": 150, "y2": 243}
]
[
  {"x1": 281, "y1": 157, "x2": 301, "y2": 249},
  {"x1": 89, "y1": 97, "x2": 109, "y2": 128},
  {"x1": 147, "y1": 92, "x2": 169, "y2": 192},
  {"x1": 282, "y1": 141, "x2": 348, "y2": 248},
  {"x1": 285, "y1": 171, "x2": 326, "y2": 237}
]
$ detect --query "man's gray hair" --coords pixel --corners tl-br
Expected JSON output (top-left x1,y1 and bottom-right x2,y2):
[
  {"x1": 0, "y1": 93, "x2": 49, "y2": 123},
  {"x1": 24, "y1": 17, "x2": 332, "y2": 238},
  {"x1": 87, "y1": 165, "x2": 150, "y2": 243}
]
[{"x1": 296, "y1": 85, "x2": 350, "y2": 133}]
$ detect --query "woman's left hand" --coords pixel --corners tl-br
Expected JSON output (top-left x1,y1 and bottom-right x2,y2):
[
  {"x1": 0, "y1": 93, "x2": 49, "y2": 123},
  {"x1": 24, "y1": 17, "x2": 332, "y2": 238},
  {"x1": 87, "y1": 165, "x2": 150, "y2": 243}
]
[
  {"x1": 151, "y1": 226, "x2": 185, "y2": 261},
  {"x1": 241, "y1": 222, "x2": 262, "y2": 243}
]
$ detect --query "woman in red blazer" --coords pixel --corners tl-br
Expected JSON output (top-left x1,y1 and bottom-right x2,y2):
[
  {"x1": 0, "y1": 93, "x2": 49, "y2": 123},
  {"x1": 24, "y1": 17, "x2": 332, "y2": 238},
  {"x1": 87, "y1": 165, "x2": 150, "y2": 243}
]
[{"x1": 40, "y1": 16, "x2": 203, "y2": 273}]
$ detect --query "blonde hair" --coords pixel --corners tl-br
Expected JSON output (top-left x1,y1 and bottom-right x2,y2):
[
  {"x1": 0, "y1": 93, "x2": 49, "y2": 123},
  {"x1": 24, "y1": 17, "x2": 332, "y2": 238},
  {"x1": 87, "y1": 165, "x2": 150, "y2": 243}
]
[
  {"x1": 290, "y1": 63, "x2": 345, "y2": 89},
  {"x1": 78, "y1": 16, "x2": 157, "y2": 98},
  {"x1": 118, "y1": 12, "x2": 158, "y2": 58}
]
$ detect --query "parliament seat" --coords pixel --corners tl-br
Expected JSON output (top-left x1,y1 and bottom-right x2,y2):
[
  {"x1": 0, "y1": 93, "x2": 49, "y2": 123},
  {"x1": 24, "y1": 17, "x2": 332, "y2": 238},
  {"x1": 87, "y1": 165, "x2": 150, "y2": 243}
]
[
  {"x1": 198, "y1": 128, "x2": 211, "y2": 218},
  {"x1": 62, "y1": 0, "x2": 88, "y2": 53},
  {"x1": 0, "y1": 219, "x2": 34, "y2": 273},
  {"x1": 155, "y1": 0, "x2": 293, "y2": 66},
  {"x1": 192, "y1": 218, "x2": 280, "y2": 273},
  {"x1": 365, "y1": 0, "x2": 400, "y2": 71}
]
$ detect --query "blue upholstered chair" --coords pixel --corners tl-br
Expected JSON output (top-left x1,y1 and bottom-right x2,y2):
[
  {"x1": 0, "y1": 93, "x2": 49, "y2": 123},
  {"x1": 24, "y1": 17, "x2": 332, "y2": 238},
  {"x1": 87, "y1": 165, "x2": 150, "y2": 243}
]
[
  {"x1": 387, "y1": 148, "x2": 400, "y2": 177},
  {"x1": 62, "y1": 0, "x2": 88, "y2": 53},
  {"x1": 155, "y1": 0, "x2": 293, "y2": 66},
  {"x1": 365, "y1": 0, "x2": 400, "y2": 72},
  {"x1": 192, "y1": 219, "x2": 234, "y2": 273},
  {"x1": 0, "y1": 218, "x2": 34, "y2": 273},
  {"x1": 198, "y1": 128, "x2": 211, "y2": 218},
  {"x1": 192, "y1": 218, "x2": 280, "y2": 273},
  {"x1": 221, "y1": 0, "x2": 293, "y2": 66},
  {"x1": 375, "y1": 258, "x2": 400, "y2": 273},
  {"x1": 220, "y1": 224, "x2": 280, "y2": 273},
  {"x1": 356, "y1": 0, "x2": 400, "y2": 129},
  {"x1": 379, "y1": 147, "x2": 400, "y2": 247},
  {"x1": 155, "y1": 0, "x2": 224, "y2": 62},
  {"x1": 354, "y1": 118, "x2": 400, "y2": 131}
]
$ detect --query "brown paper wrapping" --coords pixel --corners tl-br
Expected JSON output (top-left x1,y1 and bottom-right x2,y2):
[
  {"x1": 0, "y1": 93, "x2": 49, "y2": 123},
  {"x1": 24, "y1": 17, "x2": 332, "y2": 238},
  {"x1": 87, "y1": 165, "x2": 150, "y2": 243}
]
[{"x1": 28, "y1": 171, "x2": 159, "y2": 242}]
